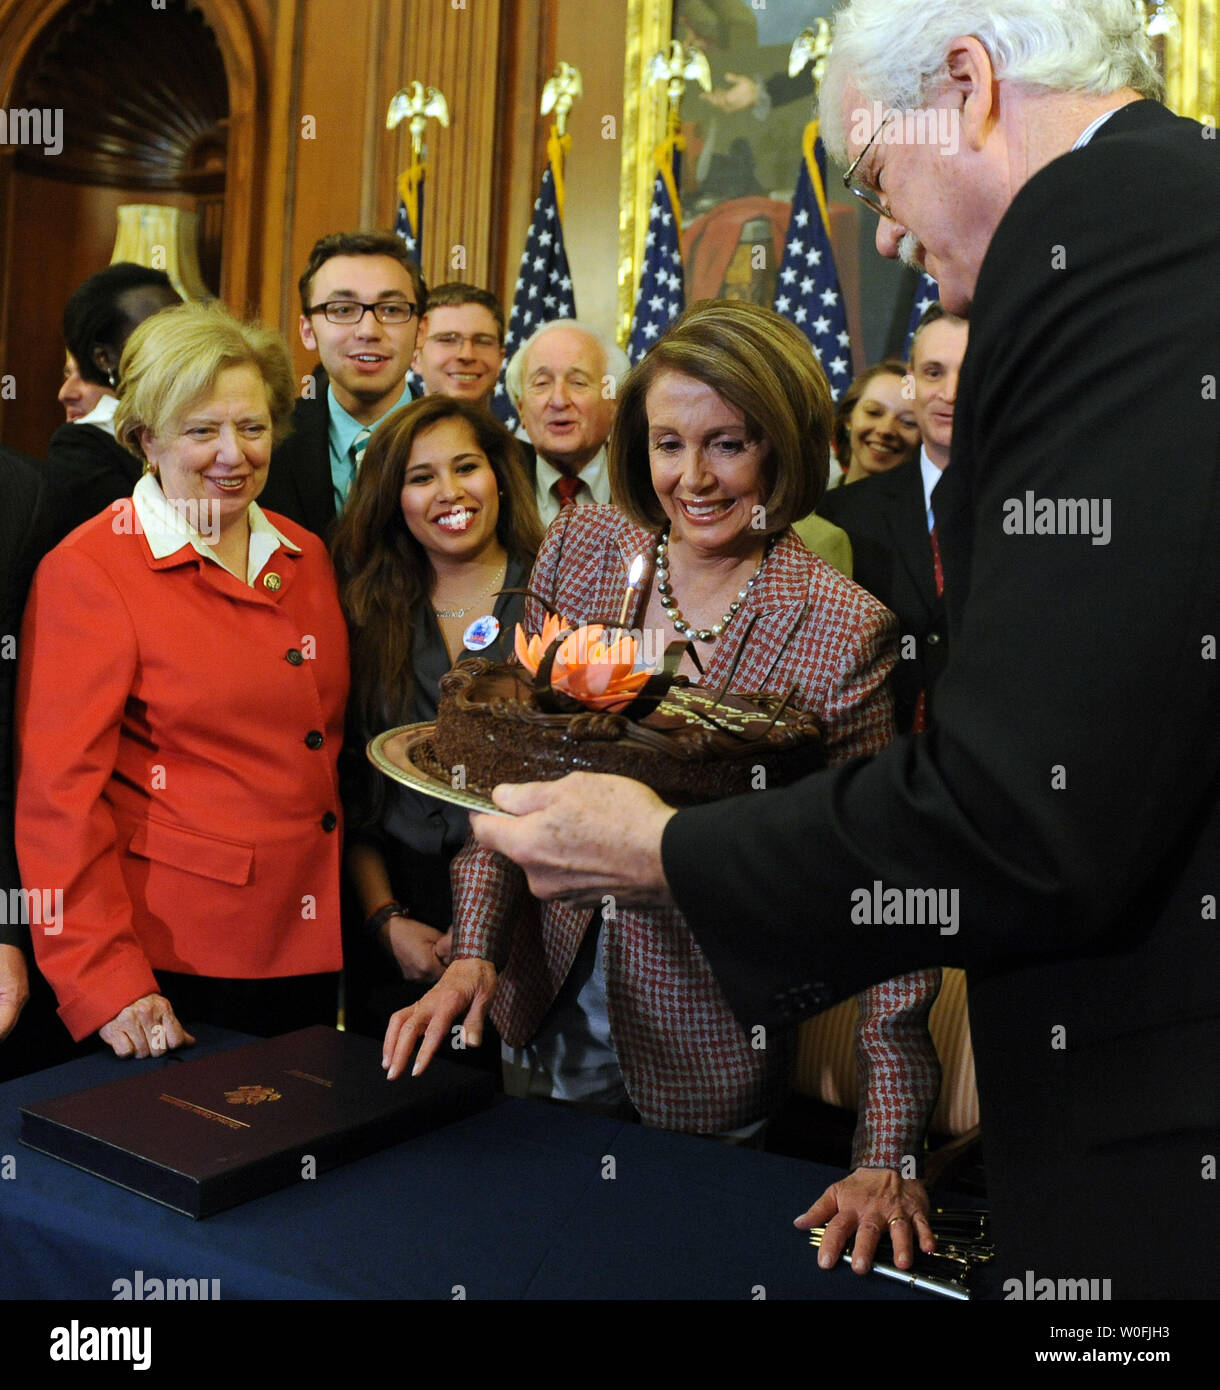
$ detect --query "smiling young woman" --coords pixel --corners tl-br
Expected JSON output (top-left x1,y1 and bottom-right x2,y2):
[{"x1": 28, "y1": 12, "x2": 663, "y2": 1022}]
[
  {"x1": 330, "y1": 395, "x2": 542, "y2": 1046},
  {"x1": 833, "y1": 360, "x2": 921, "y2": 485},
  {"x1": 398, "y1": 414, "x2": 509, "y2": 657}
]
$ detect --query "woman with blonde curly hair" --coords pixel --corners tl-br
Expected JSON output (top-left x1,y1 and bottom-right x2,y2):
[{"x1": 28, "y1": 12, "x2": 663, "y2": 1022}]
[{"x1": 17, "y1": 302, "x2": 349, "y2": 1056}]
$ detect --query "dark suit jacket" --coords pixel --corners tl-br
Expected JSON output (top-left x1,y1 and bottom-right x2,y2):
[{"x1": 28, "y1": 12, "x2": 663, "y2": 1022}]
[
  {"x1": 42, "y1": 422, "x2": 142, "y2": 548},
  {"x1": 261, "y1": 367, "x2": 422, "y2": 541},
  {"x1": 1, "y1": 448, "x2": 48, "y2": 943},
  {"x1": 819, "y1": 458, "x2": 947, "y2": 732},
  {"x1": 662, "y1": 101, "x2": 1220, "y2": 1296},
  {"x1": 260, "y1": 365, "x2": 337, "y2": 541}
]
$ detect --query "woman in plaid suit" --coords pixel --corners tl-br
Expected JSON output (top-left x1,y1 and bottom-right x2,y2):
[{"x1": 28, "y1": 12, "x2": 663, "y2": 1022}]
[{"x1": 385, "y1": 303, "x2": 941, "y2": 1244}]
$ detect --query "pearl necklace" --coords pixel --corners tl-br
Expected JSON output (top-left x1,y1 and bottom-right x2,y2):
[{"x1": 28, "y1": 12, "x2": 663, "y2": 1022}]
[
  {"x1": 654, "y1": 528, "x2": 773, "y2": 641},
  {"x1": 432, "y1": 561, "x2": 506, "y2": 619}
]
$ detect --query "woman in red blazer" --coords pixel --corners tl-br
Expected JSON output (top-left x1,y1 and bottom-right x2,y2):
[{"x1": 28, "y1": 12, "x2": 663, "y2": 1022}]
[{"x1": 16, "y1": 303, "x2": 349, "y2": 1058}]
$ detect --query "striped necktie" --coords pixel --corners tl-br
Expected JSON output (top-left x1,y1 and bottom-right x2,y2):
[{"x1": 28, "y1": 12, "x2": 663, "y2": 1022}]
[{"x1": 341, "y1": 428, "x2": 371, "y2": 503}]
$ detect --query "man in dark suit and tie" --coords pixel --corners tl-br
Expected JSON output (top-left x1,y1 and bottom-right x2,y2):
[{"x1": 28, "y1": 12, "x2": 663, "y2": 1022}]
[
  {"x1": 260, "y1": 230, "x2": 425, "y2": 539},
  {"x1": 820, "y1": 305, "x2": 967, "y2": 731},
  {"x1": 458, "y1": 0, "x2": 1220, "y2": 1297}
]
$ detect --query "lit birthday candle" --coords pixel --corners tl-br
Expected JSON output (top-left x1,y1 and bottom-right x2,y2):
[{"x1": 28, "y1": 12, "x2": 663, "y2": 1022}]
[{"x1": 618, "y1": 553, "x2": 645, "y2": 629}]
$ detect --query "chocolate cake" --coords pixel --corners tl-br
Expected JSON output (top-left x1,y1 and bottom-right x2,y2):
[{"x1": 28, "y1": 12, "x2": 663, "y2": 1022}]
[{"x1": 426, "y1": 658, "x2": 826, "y2": 807}]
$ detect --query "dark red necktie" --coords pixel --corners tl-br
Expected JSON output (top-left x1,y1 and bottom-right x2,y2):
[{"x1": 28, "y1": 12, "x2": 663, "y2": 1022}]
[
  {"x1": 929, "y1": 522, "x2": 945, "y2": 599},
  {"x1": 555, "y1": 476, "x2": 582, "y2": 508},
  {"x1": 912, "y1": 524, "x2": 944, "y2": 733}
]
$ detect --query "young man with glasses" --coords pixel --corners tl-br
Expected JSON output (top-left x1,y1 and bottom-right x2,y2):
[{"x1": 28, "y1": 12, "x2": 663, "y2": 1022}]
[
  {"x1": 412, "y1": 282, "x2": 505, "y2": 409},
  {"x1": 262, "y1": 230, "x2": 426, "y2": 538}
]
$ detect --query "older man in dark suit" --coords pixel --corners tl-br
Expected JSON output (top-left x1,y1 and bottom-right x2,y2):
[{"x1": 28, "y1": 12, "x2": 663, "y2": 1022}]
[
  {"x1": 503, "y1": 320, "x2": 628, "y2": 527},
  {"x1": 461, "y1": 1, "x2": 1220, "y2": 1297}
]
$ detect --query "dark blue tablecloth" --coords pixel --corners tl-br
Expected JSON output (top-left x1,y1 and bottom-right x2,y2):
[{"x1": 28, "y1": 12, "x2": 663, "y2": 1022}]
[{"x1": 0, "y1": 1027, "x2": 932, "y2": 1301}]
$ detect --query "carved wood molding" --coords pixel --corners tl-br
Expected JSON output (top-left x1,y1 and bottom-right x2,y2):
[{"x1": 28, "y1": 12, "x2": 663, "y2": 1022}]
[
  {"x1": 0, "y1": 0, "x2": 269, "y2": 314},
  {"x1": 9, "y1": 0, "x2": 228, "y2": 189}
]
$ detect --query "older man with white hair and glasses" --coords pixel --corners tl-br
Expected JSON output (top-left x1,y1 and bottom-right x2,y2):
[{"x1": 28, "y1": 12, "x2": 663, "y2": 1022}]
[{"x1": 464, "y1": 1, "x2": 1220, "y2": 1298}]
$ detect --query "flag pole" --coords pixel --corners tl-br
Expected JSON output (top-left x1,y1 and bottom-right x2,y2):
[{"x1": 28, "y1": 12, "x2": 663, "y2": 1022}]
[
  {"x1": 492, "y1": 64, "x2": 582, "y2": 429},
  {"x1": 771, "y1": 23, "x2": 856, "y2": 396},
  {"x1": 541, "y1": 60, "x2": 583, "y2": 219},
  {"x1": 626, "y1": 41, "x2": 710, "y2": 364},
  {"x1": 386, "y1": 81, "x2": 450, "y2": 267}
]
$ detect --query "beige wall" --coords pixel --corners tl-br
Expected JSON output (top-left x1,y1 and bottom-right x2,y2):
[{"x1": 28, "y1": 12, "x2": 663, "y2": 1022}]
[{"x1": 550, "y1": 4, "x2": 626, "y2": 342}]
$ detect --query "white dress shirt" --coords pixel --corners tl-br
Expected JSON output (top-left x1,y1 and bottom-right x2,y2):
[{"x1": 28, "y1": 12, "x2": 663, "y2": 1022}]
[
  {"x1": 533, "y1": 445, "x2": 611, "y2": 527},
  {"x1": 132, "y1": 473, "x2": 299, "y2": 586},
  {"x1": 920, "y1": 445, "x2": 945, "y2": 531},
  {"x1": 75, "y1": 394, "x2": 119, "y2": 437}
]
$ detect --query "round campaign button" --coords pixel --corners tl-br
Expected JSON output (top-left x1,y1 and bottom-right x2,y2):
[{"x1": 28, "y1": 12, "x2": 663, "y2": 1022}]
[{"x1": 463, "y1": 614, "x2": 500, "y2": 652}]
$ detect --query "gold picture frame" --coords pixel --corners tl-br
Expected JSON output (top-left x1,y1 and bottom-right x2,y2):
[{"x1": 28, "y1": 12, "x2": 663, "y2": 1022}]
[
  {"x1": 1165, "y1": 1, "x2": 1218, "y2": 125},
  {"x1": 616, "y1": 2, "x2": 1219, "y2": 345},
  {"x1": 617, "y1": 0, "x2": 673, "y2": 344}
]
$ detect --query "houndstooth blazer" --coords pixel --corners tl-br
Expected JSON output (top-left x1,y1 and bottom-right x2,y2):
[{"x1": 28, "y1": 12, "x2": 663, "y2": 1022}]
[{"x1": 452, "y1": 505, "x2": 942, "y2": 1141}]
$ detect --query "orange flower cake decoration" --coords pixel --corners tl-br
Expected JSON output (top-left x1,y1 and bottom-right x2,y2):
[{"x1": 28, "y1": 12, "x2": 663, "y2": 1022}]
[
  {"x1": 513, "y1": 612, "x2": 567, "y2": 674},
  {"x1": 513, "y1": 617, "x2": 652, "y2": 713}
]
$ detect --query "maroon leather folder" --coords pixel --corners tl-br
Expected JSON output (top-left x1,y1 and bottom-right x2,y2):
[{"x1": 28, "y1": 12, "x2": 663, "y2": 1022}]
[{"x1": 19, "y1": 1026, "x2": 494, "y2": 1217}]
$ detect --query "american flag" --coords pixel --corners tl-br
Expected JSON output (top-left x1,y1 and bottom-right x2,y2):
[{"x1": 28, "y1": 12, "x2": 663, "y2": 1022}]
[
  {"x1": 395, "y1": 159, "x2": 424, "y2": 263},
  {"x1": 627, "y1": 136, "x2": 684, "y2": 365},
  {"x1": 904, "y1": 272, "x2": 940, "y2": 356},
  {"x1": 493, "y1": 130, "x2": 577, "y2": 430},
  {"x1": 773, "y1": 122, "x2": 852, "y2": 398}
]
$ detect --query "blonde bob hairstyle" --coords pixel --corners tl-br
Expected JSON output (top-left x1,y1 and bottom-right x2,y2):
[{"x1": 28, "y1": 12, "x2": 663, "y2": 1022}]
[
  {"x1": 609, "y1": 299, "x2": 834, "y2": 534},
  {"x1": 114, "y1": 302, "x2": 296, "y2": 460}
]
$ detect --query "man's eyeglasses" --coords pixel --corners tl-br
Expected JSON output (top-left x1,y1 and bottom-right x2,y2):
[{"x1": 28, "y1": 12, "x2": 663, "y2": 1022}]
[
  {"x1": 427, "y1": 332, "x2": 502, "y2": 351},
  {"x1": 843, "y1": 111, "x2": 895, "y2": 220},
  {"x1": 306, "y1": 300, "x2": 419, "y2": 325}
]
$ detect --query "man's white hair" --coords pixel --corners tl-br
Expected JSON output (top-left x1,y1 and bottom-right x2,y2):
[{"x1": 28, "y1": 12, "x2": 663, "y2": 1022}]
[
  {"x1": 819, "y1": 0, "x2": 1164, "y2": 161},
  {"x1": 504, "y1": 318, "x2": 630, "y2": 407}
]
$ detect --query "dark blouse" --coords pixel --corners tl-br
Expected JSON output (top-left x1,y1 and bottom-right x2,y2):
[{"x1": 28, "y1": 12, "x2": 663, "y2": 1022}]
[
  {"x1": 42, "y1": 423, "x2": 142, "y2": 548},
  {"x1": 340, "y1": 555, "x2": 528, "y2": 1041},
  {"x1": 344, "y1": 554, "x2": 529, "y2": 928}
]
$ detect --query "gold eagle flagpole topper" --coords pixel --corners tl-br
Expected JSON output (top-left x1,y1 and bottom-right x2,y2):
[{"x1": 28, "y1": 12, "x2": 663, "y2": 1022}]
[
  {"x1": 386, "y1": 81, "x2": 450, "y2": 257},
  {"x1": 645, "y1": 39, "x2": 712, "y2": 140},
  {"x1": 788, "y1": 19, "x2": 832, "y2": 86},
  {"x1": 386, "y1": 80, "x2": 450, "y2": 161},
  {"x1": 540, "y1": 62, "x2": 582, "y2": 218},
  {"x1": 541, "y1": 61, "x2": 582, "y2": 140}
]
